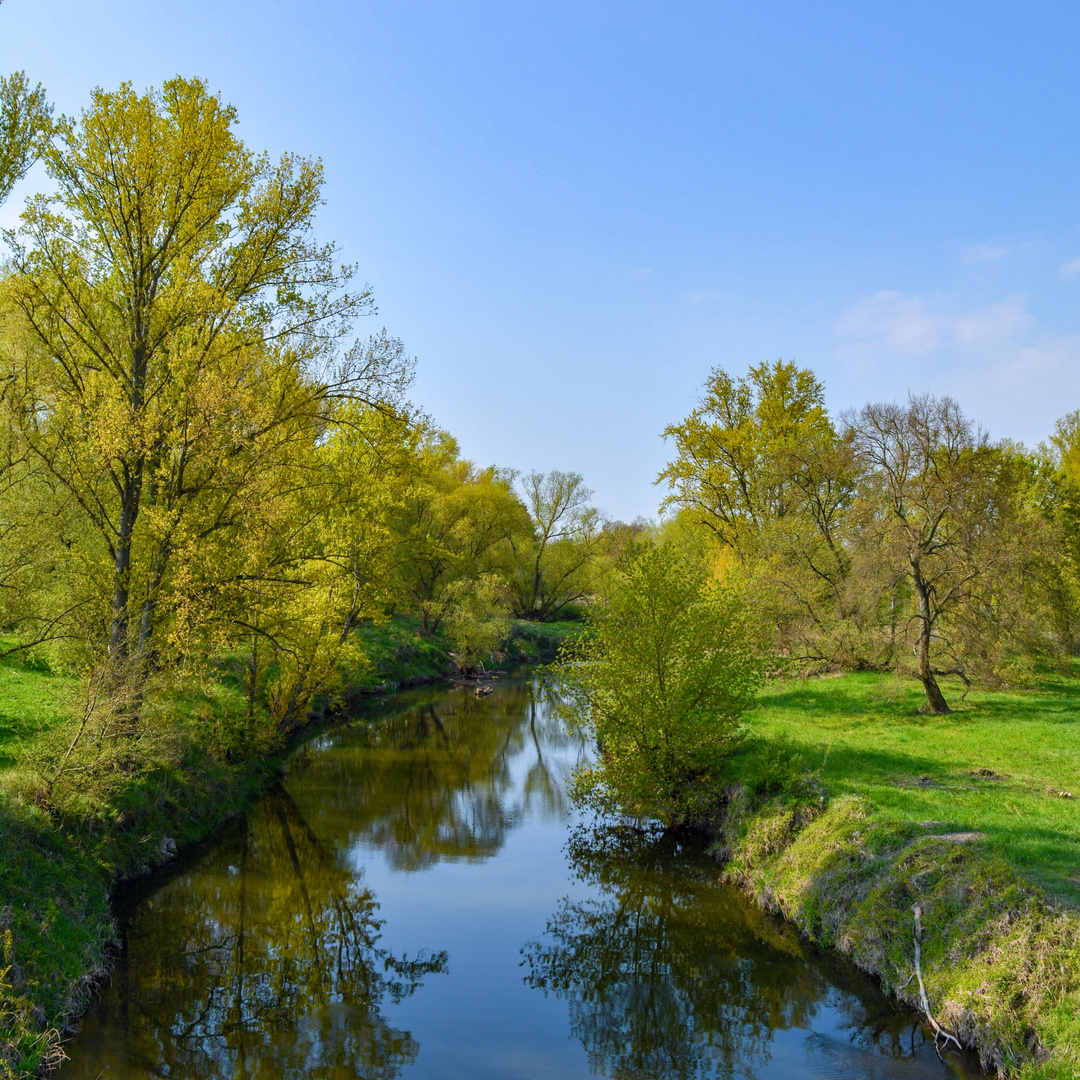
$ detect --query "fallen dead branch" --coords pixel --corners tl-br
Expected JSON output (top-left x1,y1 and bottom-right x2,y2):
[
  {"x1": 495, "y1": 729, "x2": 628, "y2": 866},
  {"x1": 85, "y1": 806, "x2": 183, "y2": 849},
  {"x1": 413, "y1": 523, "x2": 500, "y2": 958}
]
[{"x1": 912, "y1": 904, "x2": 962, "y2": 1053}]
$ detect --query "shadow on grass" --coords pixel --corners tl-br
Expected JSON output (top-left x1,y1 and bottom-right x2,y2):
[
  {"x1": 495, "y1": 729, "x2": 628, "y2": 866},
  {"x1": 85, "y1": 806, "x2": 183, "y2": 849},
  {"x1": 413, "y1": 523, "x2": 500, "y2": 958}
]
[
  {"x1": 760, "y1": 672, "x2": 1080, "y2": 728},
  {"x1": 734, "y1": 737, "x2": 973, "y2": 789}
]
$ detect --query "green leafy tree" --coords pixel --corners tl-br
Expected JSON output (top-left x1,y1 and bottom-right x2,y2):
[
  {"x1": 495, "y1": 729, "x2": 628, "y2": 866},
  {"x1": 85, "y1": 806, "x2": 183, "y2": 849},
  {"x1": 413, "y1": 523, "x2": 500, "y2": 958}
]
[
  {"x1": 0, "y1": 70, "x2": 52, "y2": 206},
  {"x1": 558, "y1": 542, "x2": 762, "y2": 827},
  {"x1": 847, "y1": 395, "x2": 1060, "y2": 712},
  {"x1": 659, "y1": 361, "x2": 862, "y2": 666},
  {"x1": 442, "y1": 573, "x2": 511, "y2": 674},
  {"x1": 4, "y1": 78, "x2": 404, "y2": 677},
  {"x1": 1047, "y1": 411, "x2": 1080, "y2": 650},
  {"x1": 390, "y1": 433, "x2": 529, "y2": 632},
  {"x1": 509, "y1": 469, "x2": 600, "y2": 620}
]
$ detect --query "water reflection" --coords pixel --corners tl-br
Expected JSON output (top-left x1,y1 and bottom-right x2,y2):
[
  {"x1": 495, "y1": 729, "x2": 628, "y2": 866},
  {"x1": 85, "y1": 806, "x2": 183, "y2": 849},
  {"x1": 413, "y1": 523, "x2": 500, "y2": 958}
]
[
  {"x1": 60, "y1": 677, "x2": 982, "y2": 1080},
  {"x1": 523, "y1": 824, "x2": 979, "y2": 1080},
  {"x1": 61, "y1": 786, "x2": 445, "y2": 1079},
  {"x1": 286, "y1": 682, "x2": 578, "y2": 870}
]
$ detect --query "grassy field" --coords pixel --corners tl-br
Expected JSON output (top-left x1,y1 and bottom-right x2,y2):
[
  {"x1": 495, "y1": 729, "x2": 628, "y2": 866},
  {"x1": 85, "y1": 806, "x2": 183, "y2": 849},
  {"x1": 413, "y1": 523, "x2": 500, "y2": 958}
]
[
  {"x1": 0, "y1": 654, "x2": 79, "y2": 771},
  {"x1": 747, "y1": 667, "x2": 1080, "y2": 904}
]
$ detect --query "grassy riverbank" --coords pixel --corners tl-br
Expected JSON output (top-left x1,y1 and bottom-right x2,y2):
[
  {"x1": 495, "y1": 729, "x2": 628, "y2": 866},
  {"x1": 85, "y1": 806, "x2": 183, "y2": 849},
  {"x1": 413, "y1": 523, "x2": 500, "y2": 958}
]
[
  {"x1": 0, "y1": 653, "x2": 284, "y2": 1077},
  {"x1": 717, "y1": 667, "x2": 1080, "y2": 1079},
  {"x1": 342, "y1": 617, "x2": 583, "y2": 694},
  {"x1": 0, "y1": 617, "x2": 583, "y2": 1077}
]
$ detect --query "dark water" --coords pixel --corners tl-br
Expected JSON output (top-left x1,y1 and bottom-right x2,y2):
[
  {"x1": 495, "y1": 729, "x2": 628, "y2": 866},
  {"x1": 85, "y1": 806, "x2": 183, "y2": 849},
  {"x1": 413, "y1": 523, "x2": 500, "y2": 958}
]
[{"x1": 59, "y1": 676, "x2": 983, "y2": 1079}]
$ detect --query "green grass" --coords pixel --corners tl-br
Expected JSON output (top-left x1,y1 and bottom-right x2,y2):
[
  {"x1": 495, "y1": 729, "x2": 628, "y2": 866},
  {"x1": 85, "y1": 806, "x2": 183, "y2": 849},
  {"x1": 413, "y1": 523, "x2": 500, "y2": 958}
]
[
  {"x1": 723, "y1": 792, "x2": 1080, "y2": 1079},
  {"x1": 0, "y1": 655, "x2": 78, "y2": 770},
  {"x1": 504, "y1": 619, "x2": 585, "y2": 663},
  {"x1": 746, "y1": 667, "x2": 1080, "y2": 904},
  {"x1": 345, "y1": 618, "x2": 453, "y2": 692},
  {"x1": 0, "y1": 656, "x2": 285, "y2": 1077}
]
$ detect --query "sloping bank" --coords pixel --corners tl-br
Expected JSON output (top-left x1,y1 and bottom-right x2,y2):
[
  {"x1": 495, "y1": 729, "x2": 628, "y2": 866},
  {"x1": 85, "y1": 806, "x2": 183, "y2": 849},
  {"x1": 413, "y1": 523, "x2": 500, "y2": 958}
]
[
  {"x1": 0, "y1": 742, "x2": 282, "y2": 1078},
  {"x1": 712, "y1": 785, "x2": 1080, "y2": 1079},
  {"x1": 0, "y1": 619, "x2": 582, "y2": 1077}
]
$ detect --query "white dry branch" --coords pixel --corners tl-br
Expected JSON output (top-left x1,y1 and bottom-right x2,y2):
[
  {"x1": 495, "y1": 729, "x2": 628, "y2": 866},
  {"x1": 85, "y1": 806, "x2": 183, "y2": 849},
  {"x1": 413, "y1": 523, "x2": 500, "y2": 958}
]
[{"x1": 912, "y1": 904, "x2": 962, "y2": 1053}]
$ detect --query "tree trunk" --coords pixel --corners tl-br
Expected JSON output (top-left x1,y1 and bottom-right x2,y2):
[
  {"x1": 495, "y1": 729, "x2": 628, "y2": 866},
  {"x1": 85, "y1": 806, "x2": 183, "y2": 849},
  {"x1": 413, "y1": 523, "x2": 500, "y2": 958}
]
[
  {"x1": 247, "y1": 630, "x2": 259, "y2": 727},
  {"x1": 109, "y1": 481, "x2": 140, "y2": 658},
  {"x1": 911, "y1": 558, "x2": 950, "y2": 714},
  {"x1": 136, "y1": 545, "x2": 169, "y2": 660}
]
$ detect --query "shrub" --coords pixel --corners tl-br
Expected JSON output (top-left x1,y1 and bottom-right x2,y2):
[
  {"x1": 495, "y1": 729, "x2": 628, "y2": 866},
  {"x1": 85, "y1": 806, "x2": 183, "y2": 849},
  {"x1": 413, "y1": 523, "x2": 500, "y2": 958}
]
[{"x1": 557, "y1": 541, "x2": 763, "y2": 826}]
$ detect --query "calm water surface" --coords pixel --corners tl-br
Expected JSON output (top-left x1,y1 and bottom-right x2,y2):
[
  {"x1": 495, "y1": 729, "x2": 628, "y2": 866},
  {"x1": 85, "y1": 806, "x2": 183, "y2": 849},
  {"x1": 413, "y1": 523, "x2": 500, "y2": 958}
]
[{"x1": 60, "y1": 675, "x2": 984, "y2": 1079}]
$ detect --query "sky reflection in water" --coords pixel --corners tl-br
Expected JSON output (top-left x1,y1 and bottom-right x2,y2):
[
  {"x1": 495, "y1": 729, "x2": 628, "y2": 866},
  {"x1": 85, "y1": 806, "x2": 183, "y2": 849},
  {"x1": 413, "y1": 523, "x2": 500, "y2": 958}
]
[{"x1": 59, "y1": 676, "x2": 983, "y2": 1079}]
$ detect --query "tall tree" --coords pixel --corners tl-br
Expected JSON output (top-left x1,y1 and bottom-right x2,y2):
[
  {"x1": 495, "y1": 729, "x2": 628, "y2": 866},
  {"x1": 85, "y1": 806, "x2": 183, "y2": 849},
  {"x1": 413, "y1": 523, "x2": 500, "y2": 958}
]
[
  {"x1": 509, "y1": 470, "x2": 600, "y2": 620},
  {"x1": 4, "y1": 78, "x2": 404, "y2": 672},
  {"x1": 0, "y1": 70, "x2": 52, "y2": 206},
  {"x1": 391, "y1": 433, "x2": 529, "y2": 632},
  {"x1": 659, "y1": 361, "x2": 857, "y2": 664},
  {"x1": 848, "y1": 395, "x2": 997, "y2": 713}
]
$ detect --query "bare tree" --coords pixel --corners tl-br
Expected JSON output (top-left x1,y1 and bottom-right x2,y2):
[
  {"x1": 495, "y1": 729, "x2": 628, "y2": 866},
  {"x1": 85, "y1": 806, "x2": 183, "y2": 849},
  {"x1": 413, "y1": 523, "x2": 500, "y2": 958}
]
[
  {"x1": 510, "y1": 470, "x2": 599, "y2": 620},
  {"x1": 847, "y1": 394, "x2": 989, "y2": 713}
]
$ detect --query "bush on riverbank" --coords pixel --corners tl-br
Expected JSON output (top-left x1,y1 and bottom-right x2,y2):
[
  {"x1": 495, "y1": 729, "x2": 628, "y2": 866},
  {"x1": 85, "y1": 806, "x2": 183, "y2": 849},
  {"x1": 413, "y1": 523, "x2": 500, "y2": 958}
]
[
  {"x1": 557, "y1": 541, "x2": 763, "y2": 827},
  {"x1": 341, "y1": 617, "x2": 585, "y2": 694}
]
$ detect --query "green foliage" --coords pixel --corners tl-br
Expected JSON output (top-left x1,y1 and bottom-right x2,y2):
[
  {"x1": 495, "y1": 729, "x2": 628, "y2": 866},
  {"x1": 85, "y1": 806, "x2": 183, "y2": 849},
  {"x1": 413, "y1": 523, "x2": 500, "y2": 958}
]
[
  {"x1": 558, "y1": 541, "x2": 763, "y2": 826},
  {"x1": 442, "y1": 574, "x2": 511, "y2": 674},
  {"x1": 0, "y1": 71, "x2": 52, "y2": 207},
  {"x1": 659, "y1": 359, "x2": 845, "y2": 561},
  {"x1": 0, "y1": 794, "x2": 112, "y2": 1078},
  {"x1": 509, "y1": 470, "x2": 602, "y2": 621},
  {"x1": 0, "y1": 655, "x2": 284, "y2": 1078},
  {"x1": 389, "y1": 431, "x2": 530, "y2": 633},
  {"x1": 660, "y1": 361, "x2": 1079, "y2": 712},
  {"x1": 344, "y1": 619, "x2": 454, "y2": 692},
  {"x1": 503, "y1": 620, "x2": 585, "y2": 664}
]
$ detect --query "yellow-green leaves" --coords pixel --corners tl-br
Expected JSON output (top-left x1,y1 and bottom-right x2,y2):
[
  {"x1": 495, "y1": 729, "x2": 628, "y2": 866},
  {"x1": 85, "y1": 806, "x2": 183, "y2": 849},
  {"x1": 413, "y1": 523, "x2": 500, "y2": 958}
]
[
  {"x1": 0, "y1": 71, "x2": 52, "y2": 206},
  {"x1": 558, "y1": 540, "x2": 763, "y2": 827},
  {"x1": 3, "y1": 77, "x2": 381, "y2": 672}
]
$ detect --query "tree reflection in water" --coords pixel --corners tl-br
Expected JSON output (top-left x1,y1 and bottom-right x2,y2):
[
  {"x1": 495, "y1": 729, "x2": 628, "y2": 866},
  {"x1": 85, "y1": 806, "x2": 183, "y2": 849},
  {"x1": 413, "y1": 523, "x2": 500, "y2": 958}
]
[
  {"x1": 64, "y1": 786, "x2": 445, "y2": 1080},
  {"x1": 60, "y1": 678, "x2": 979, "y2": 1080},
  {"x1": 287, "y1": 680, "x2": 580, "y2": 871},
  {"x1": 523, "y1": 824, "x2": 966, "y2": 1080},
  {"x1": 63, "y1": 677, "x2": 578, "y2": 1079}
]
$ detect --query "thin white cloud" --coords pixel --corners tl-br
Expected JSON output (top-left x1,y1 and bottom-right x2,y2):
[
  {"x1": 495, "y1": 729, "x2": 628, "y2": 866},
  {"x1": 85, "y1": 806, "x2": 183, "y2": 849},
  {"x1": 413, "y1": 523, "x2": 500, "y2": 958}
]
[
  {"x1": 951, "y1": 334, "x2": 1080, "y2": 443},
  {"x1": 835, "y1": 290, "x2": 1031, "y2": 359},
  {"x1": 683, "y1": 288, "x2": 727, "y2": 307},
  {"x1": 1059, "y1": 256, "x2": 1080, "y2": 280},
  {"x1": 831, "y1": 288, "x2": 1076, "y2": 445},
  {"x1": 961, "y1": 243, "x2": 1009, "y2": 264}
]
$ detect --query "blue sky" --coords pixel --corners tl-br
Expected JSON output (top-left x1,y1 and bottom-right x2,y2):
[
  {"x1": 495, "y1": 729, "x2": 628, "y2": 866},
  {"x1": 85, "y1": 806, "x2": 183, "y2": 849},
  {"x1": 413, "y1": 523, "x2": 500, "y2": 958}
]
[{"x1": 2, "y1": 1, "x2": 1078, "y2": 520}]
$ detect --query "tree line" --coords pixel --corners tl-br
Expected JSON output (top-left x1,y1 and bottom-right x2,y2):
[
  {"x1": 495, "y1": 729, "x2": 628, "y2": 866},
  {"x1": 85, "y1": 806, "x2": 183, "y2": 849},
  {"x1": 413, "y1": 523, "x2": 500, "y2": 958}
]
[
  {"x1": 659, "y1": 360, "x2": 1080, "y2": 714},
  {"x1": 3, "y1": 71, "x2": 1077, "y2": 822},
  {"x1": 0, "y1": 75, "x2": 611, "y2": 747}
]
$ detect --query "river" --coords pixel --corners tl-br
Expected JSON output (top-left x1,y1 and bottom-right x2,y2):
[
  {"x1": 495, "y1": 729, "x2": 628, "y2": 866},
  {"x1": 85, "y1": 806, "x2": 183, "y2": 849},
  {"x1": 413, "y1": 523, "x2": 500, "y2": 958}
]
[{"x1": 58, "y1": 673, "x2": 983, "y2": 1079}]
